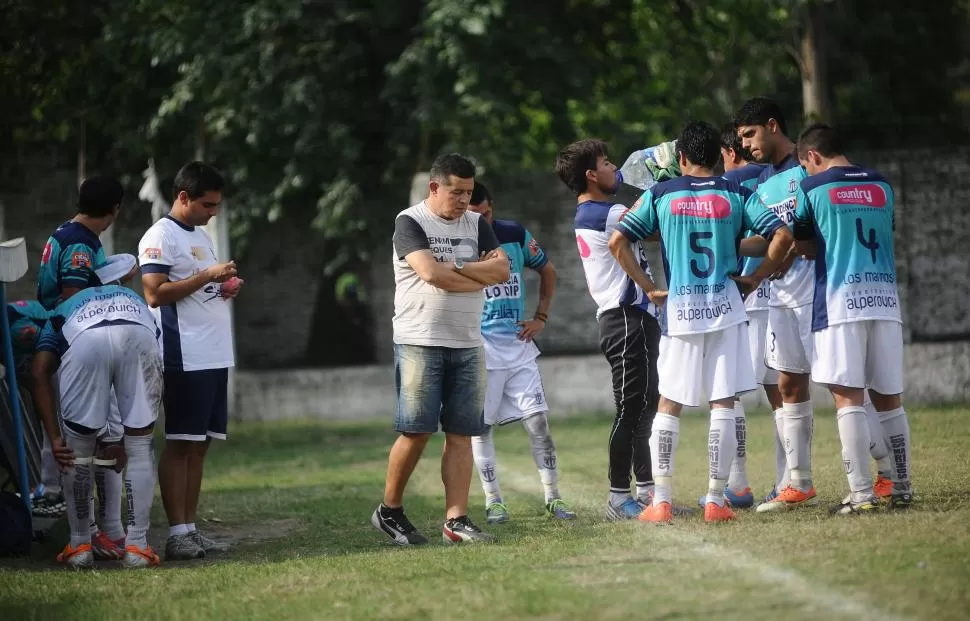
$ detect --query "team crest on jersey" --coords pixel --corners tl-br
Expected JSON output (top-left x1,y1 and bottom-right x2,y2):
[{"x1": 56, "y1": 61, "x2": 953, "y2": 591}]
[
  {"x1": 40, "y1": 242, "x2": 52, "y2": 265},
  {"x1": 71, "y1": 251, "x2": 91, "y2": 268},
  {"x1": 143, "y1": 247, "x2": 162, "y2": 260},
  {"x1": 528, "y1": 238, "x2": 540, "y2": 257},
  {"x1": 788, "y1": 179, "x2": 798, "y2": 194}
]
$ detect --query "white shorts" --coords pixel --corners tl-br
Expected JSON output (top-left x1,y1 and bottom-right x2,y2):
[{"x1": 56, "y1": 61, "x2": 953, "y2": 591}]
[
  {"x1": 812, "y1": 320, "x2": 904, "y2": 395},
  {"x1": 765, "y1": 305, "x2": 813, "y2": 375},
  {"x1": 658, "y1": 322, "x2": 756, "y2": 408},
  {"x1": 58, "y1": 323, "x2": 163, "y2": 433},
  {"x1": 747, "y1": 311, "x2": 779, "y2": 386},
  {"x1": 483, "y1": 360, "x2": 548, "y2": 427},
  {"x1": 99, "y1": 396, "x2": 123, "y2": 443}
]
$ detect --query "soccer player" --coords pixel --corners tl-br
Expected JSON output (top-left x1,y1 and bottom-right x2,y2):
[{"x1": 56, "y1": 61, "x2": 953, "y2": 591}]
[
  {"x1": 466, "y1": 181, "x2": 576, "y2": 523},
  {"x1": 36, "y1": 175, "x2": 129, "y2": 559},
  {"x1": 705, "y1": 123, "x2": 775, "y2": 509},
  {"x1": 609, "y1": 121, "x2": 791, "y2": 524},
  {"x1": 31, "y1": 255, "x2": 163, "y2": 568},
  {"x1": 735, "y1": 98, "x2": 822, "y2": 512},
  {"x1": 555, "y1": 139, "x2": 664, "y2": 521},
  {"x1": 792, "y1": 124, "x2": 913, "y2": 513},
  {"x1": 139, "y1": 161, "x2": 239, "y2": 560}
]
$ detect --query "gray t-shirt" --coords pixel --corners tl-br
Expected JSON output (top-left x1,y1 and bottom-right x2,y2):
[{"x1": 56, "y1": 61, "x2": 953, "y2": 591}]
[{"x1": 392, "y1": 201, "x2": 500, "y2": 348}]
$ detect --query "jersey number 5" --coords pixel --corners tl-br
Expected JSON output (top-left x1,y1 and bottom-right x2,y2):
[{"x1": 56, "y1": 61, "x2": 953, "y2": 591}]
[{"x1": 689, "y1": 232, "x2": 715, "y2": 278}]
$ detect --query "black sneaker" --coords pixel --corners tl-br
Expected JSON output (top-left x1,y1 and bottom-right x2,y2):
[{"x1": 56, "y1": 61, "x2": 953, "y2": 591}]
[
  {"x1": 442, "y1": 515, "x2": 494, "y2": 544},
  {"x1": 887, "y1": 492, "x2": 914, "y2": 510},
  {"x1": 371, "y1": 504, "x2": 428, "y2": 546}
]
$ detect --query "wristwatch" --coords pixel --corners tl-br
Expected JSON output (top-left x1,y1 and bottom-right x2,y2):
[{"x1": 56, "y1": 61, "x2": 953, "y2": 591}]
[{"x1": 454, "y1": 258, "x2": 465, "y2": 271}]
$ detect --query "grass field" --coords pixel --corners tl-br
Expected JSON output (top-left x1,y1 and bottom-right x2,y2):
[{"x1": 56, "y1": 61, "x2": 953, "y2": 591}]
[{"x1": 1, "y1": 406, "x2": 968, "y2": 621}]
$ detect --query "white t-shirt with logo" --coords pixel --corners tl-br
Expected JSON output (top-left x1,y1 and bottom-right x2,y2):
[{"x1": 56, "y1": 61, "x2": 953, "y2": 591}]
[{"x1": 137, "y1": 215, "x2": 234, "y2": 371}]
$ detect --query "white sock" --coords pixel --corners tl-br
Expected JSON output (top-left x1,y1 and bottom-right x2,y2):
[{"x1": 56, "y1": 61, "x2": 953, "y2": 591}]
[
  {"x1": 635, "y1": 481, "x2": 655, "y2": 505},
  {"x1": 837, "y1": 406, "x2": 873, "y2": 502},
  {"x1": 727, "y1": 402, "x2": 749, "y2": 492},
  {"x1": 783, "y1": 401, "x2": 814, "y2": 490},
  {"x1": 169, "y1": 523, "x2": 191, "y2": 537},
  {"x1": 708, "y1": 408, "x2": 738, "y2": 507},
  {"x1": 772, "y1": 408, "x2": 789, "y2": 490},
  {"x1": 123, "y1": 435, "x2": 156, "y2": 548},
  {"x1": 864, "y1": 396, "x2": 892, "y2": 477},
  {"x1": 88, "y1": 499, "x2": 99, "y2": 536},
  {"x1": 879, "y1": 407, "x2": 912, "y2": 493},
  {"x1": 522, "y1": 413, "x2": 560, "y2": 502},
  {"x1": 41, "y1": 434, "x2": 61, "y2": 494},
  {"x1": 649, "y1": 413, "x2": 680, "y2": 505},
  {"x1": 62, "y1": 430, "x2": 97, "y2": 548},
  {"x1": 471, "y1": 426, "x2": 502, "y2": 505},
  {"x1": 96, "y1": 465, "x2": 126, "y2": 541}
]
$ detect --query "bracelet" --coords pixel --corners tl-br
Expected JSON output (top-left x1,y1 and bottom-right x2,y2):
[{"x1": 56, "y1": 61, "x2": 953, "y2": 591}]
[{"x1": 534, "y1": 312, "x2": 548, "y2": 322}]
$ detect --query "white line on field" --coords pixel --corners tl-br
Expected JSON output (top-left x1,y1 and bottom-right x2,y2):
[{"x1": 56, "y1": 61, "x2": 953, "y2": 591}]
[{"x1": 497, "y1": 462, "x2": 910, "y2": 621}]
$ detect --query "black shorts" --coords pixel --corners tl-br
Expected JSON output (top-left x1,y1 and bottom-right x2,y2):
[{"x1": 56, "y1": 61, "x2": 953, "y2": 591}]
[{"x1": 162, "y1": 368, "x2": 229, "y2": 441}]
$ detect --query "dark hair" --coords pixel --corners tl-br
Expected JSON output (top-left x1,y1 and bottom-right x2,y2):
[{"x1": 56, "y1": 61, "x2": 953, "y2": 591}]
[
  {"x1": 676, "y1": 121, "x2": 721, "y2": 169},
  {"x1": 78, "y1": 175, "x2": 124, "y2": 217},
  {"x1": 555, "y1": 139, "x2": 609, "y2": 195},
  {"x1": 173, "y1": 161, "x2": 225, "y2": 200},
  {"x1": 720, "y1": 122, "x2": 743, "y2": 155},
  {"x1": 429, "y1": 153, "x2": 476, "y2": 184},
  {"x1": 471, "y1": 180, "x2": 492, "y2": 206},
  {"x1": 734, "y1": 96, "x2": 788, "y2": 136},
  {"x1": 796, "y1": 123, "x2": 844, "y2": 159}
]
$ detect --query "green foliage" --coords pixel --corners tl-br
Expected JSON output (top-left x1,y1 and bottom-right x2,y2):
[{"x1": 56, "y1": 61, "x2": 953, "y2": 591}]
[{"x1": 1, "y1": 0, "x2": 968, "y2": 263}]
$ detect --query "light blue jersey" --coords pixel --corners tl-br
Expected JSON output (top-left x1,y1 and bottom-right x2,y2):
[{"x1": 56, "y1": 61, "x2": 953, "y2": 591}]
[
  {"x1": 618, "y1": 176, "x2": 784, "y2": 336},
  {"x1": 481, "y1": 219, "x2": 548, "y2": 368},
  {"x1": 793, "y1": 166, "x2": 901, "y2": 331},
  {"x1": 754, "y1": 154, "x2": 812, "y2": 308},
  {"x1": 36, "y1": 286, "x2": 158, "y2": 359},
  {"x1": 725, "y1": 164, "x2": 771, "y2": 310}
]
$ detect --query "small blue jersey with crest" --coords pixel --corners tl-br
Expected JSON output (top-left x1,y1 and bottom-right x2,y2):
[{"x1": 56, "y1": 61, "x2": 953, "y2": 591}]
[
  {"x1": 618, "y1": 176, "x2": 784, "y2": 336},
  {"x1": 754, "y1": 154, "x2": 813, "y2": 308},
  {"x1": 37, "y1": 221, "x2": 107, "y2": 310},
  {"x1": 793, "y1": 166, "x2": 900, "y2": 331},
  {"x1": 725, "y1": 164, "x2": 771, "y2": 310},
  {"x1": 481, "y1": 219, "x2": 548, "y2": 338},
  {"x1": 36, "y1": 285, "x2": 158, "y2": 358}
]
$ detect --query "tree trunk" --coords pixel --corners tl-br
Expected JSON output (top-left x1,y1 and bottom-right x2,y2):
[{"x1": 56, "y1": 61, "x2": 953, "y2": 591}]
[{"x1": 800, "y1": 1, "x2": 832, "y2": 124}]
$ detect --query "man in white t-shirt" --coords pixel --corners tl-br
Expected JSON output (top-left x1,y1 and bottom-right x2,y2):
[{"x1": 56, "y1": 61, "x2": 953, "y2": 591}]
[{"x1": 138, "y1": 161, "x2": 240, "y2": 561}]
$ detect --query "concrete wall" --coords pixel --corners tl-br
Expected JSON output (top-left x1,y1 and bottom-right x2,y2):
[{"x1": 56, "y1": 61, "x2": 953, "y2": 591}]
[{"x1": 232, "y1": 341, "x2": 970, "y2": 422}]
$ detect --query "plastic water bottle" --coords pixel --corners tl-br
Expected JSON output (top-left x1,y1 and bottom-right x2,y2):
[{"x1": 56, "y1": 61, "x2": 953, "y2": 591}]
[{"x1": 619, "y1": 148, "x2": 659, "y2": 191}]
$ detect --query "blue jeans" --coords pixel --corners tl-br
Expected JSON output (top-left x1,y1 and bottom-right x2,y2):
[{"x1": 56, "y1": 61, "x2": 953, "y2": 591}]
[{"x1": 393, "y1": 344, "x2": 486, "y2": 436}]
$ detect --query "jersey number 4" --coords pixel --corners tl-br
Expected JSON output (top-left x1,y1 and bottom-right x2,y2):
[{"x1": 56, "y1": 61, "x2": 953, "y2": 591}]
[{"x1": 855, "y1": 218, "x2": 879, "y2": 263}]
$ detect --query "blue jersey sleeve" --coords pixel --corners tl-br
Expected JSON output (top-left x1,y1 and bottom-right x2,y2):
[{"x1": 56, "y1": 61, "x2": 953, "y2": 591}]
[
  {"x1": 616, "y1": 190, "x2": 657, "y2": 242},
  {"x1": 57, "y1": 242, "x2": 101, "y2": 289},
  {"x1": 35, "y1": 319, "x2": 66, "y2": 358},
  {"x1": 742, "y1": 189, "x2": 784, "y2": 240},
  {"x1": 792, "y1": 185, "x2": 816, "y2": 241},
  {"x1": 521, "y1": 228, "x2": 548, "y2": 270}
]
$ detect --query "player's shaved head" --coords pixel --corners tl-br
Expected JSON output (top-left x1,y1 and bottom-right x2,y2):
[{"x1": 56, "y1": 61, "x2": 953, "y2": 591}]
[{"x1": 796, "y1": 123, "x2": 845, "y2": 160}]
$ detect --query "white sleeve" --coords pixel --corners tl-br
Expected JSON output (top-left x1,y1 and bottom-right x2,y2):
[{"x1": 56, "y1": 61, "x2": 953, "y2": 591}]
[
  {"x1": 605, "y1": 204, "x2": 629, "y2": 236},
  {"x1": 138, "y1": 225, "x2": 175, "y2": 273}
]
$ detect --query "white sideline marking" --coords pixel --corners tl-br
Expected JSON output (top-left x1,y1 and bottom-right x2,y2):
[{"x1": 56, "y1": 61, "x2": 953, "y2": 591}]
[{"x1": 496, "y1": 463, "x2": 909, "y2": 621}]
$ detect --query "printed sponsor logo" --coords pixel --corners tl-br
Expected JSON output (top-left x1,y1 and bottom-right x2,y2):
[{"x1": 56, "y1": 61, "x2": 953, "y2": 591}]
[
  {"x1": 41, "y1": 242, "x2": 53, "y2": 265},
  {"x1": 143, "y1": 247, "x2": 162, "y2": 260},
  {"x1": 71, "y1": 251, "x2": 91, "y2": 269},
  {"x1": 528, "y1": 238, "x2": 540, "y2": 257},
  {"x1": 670, "y1": 194, "x2": 731, "y2": 219},
  {"x1": 828, "y1": 184, "x2": 887, "y2": 207}
]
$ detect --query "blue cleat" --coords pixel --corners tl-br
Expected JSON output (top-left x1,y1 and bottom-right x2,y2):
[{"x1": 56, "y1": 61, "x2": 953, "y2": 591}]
[
  {"x1": 546, "y1": 498, "x2": 577, "y2": 520},
  {"x1": 606, "y1": 496, "x2": 643, "y2": 521},
  {"x1": 698, "y1": 487, "x2": 755, "y2": 509}
]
